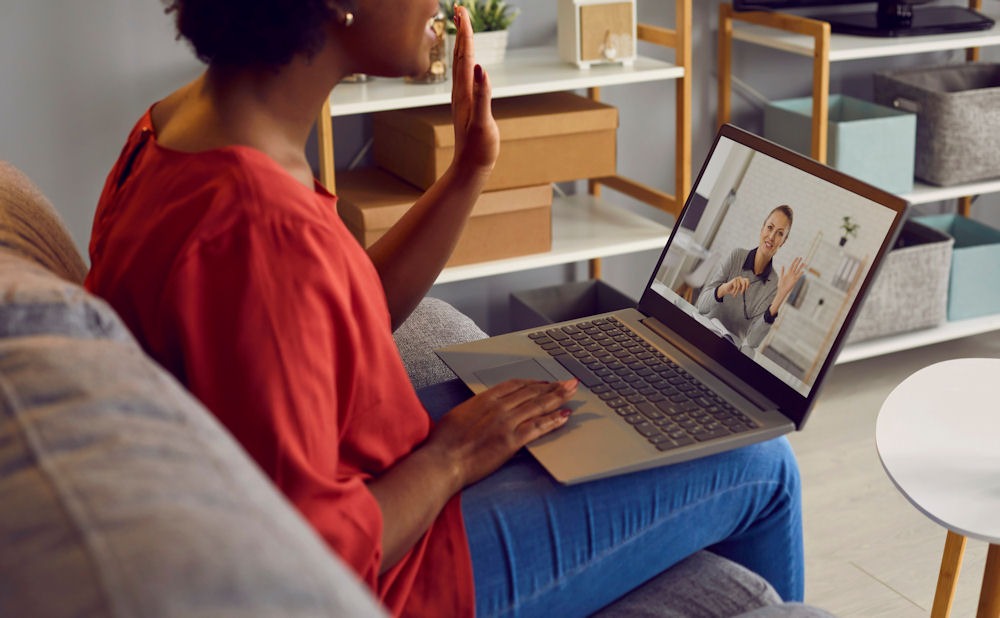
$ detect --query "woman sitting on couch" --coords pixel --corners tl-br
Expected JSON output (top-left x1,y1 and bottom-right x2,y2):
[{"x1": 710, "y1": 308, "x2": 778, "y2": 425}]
[{"x1": 85, "y1": 0, "x2": 805, "y2": 615}]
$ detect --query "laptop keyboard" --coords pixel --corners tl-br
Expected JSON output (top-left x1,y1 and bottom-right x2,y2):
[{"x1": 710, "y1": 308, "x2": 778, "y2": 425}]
[{"x1": 529, "y1": 316, "x2": 759, "y2": 452}]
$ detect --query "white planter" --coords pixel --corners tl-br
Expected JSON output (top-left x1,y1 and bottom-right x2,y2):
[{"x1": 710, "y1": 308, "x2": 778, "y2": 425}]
[{"x1": 446, "y1": 30, "x2": 509, "y2": 67}]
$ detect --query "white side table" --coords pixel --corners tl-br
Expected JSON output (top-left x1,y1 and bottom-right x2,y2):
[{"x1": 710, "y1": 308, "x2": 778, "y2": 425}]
[{"x1": 877, "y1": 358, "x2": 1000, "y2": 618}]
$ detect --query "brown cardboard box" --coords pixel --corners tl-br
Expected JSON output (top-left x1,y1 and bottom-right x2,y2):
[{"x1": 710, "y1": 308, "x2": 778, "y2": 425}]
[
  {"x1": 373, "y1": 92, "x2": 618, "y2": 191},
  {"x1": 336, "y1": 168, "x2": 553, "y2": 267}
]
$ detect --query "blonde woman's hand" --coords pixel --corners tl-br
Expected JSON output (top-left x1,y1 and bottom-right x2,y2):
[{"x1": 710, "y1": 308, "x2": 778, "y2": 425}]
[
  {"x1": 771, "y1": 256, "x2": 807, "y2": 314},
  {"x1": 450, "y1": 5, "x2": 500, "y2": 178},
  {"x1": 719, "y1": 276, "x2": 751, "y2": 298}
]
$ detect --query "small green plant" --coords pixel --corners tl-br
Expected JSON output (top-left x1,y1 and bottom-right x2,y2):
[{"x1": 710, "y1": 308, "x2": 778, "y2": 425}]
[
  {"x1": 839, "y1": 216, "x2": 860, "y2": 246},
  {"x1": 440, "y1": 0, "x2": 520, "y2": 34},
  {"x1": 840, "y1": 216, "x2": 860, "y2": 238}
]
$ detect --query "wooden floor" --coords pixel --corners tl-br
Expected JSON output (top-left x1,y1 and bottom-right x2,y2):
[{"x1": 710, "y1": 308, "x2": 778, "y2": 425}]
[{"x1": 791, "y1": 329, "x2": 1000, "y2": 616}]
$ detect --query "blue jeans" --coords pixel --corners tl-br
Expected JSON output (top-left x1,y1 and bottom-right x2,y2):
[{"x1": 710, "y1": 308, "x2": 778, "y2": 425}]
[{"x1": 418, "y1": 380, "x2": 804, "y2": 618}]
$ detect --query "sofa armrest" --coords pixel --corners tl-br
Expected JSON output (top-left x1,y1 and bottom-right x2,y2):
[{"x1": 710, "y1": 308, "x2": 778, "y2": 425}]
[
  {"x1": 393, "y1": 297, "x2": 487, "y2": 390},
  {"x1": 0, "y1": 161, "x2": 87, "y2": 284},
  {"x1": 0, "y1": 335, "x2": 388, "y2": 618}
]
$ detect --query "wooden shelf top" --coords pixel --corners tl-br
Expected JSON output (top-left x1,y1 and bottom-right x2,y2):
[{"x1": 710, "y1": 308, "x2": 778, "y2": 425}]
[
  {"x1": 731, "y1": 9, "x2": 1000, "y2": 62},
  {"x1": 434, "y1": 194, "x2": 671, "y2": 285},
  {"x1": 901, "y1": 178, "x2": 1000, "y2": 205},
  {"x1": 329, "y1": 46, "x2": 683, "y2": 117},
  {"x1": 837, "y1": 313, "x2": 1000, "y2": 363}
]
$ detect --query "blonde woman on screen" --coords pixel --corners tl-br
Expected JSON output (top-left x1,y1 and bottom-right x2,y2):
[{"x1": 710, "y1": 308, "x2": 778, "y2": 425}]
[{"x1": 696, "y1": 205, "x2": 806, "y2": 349}]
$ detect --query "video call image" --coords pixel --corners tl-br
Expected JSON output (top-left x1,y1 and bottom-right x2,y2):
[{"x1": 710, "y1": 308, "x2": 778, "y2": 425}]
[{"x1": 651, "y1": 137, "x2": 896, "y2": 396}]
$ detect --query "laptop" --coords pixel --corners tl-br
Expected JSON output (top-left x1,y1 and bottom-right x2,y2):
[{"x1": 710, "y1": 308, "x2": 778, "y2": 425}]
[{"x1": 437, "y1": 124, "x2": 908, "y2": 485}]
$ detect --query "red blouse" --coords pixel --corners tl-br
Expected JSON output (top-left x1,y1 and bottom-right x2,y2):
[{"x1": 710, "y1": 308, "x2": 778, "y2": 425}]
[{"x1": 86, "y1": 110, "x2": 474, "y2": 617}]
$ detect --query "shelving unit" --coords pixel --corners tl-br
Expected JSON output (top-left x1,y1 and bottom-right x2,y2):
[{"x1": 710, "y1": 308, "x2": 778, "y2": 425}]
[
  {"x1": 717, "y1": 1, "x2": 1000, "y2": 363},
  {"x1": 435, "y1": 195, "x2": 671, "y2": 284},
  {"x1": 315, "y1": 0, "x2": 692, "y2": 285},
  {"x1": 719, "y1": 1, "x2": 999, "y2": 169},
  {"x1": 323, "y1": 47, "x2": 684, "y2": 118}
]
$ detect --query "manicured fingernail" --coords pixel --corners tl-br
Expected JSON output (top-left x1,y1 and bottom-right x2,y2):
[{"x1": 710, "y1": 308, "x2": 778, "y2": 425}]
[
  {"x1": 474, "y1": 64, "x2": 483, "y2": 84},
  {"x1": 454, "y1": 6, "x2": 461, "y2": 25},
  {"x1": 561, "y1": 409, "x2": 573, "y2": 418}
]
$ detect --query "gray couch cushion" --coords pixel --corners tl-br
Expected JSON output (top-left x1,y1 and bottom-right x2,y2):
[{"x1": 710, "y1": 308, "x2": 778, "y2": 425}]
[
  {"x1": 0, "y1": 160, "x2": 130, "y2": 342},
  {"x1": 592, "y1": 551, "x2": 780, "y2": 618},
  {"x1": 593, "y1": 552, "x2": 835, "y2": 618},
  {"x1": 737, "y1": 604, "x2": 837, "y2": 618},
  {"x1": 0, "y1": 160, "x2": 87, "y2": 285},
  {"x1": 0, "y1": 334, "x2": 386, "y2": 617},
  {"x1": 393, "y1": 296, "x2": 488, "y2": 389},
  {"x1": 0, "y1": 250, "x2": 133, "y2": 342}
]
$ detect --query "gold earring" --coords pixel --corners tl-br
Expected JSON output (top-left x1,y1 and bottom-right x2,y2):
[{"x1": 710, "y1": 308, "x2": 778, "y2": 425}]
[{"x1": 343, "y1": 11, "x2": 355, "y2": 27}]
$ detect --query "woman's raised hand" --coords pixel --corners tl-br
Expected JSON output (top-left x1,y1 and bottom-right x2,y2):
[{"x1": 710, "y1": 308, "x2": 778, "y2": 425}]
[
  {"x1": 451, "y1": 5, "x2": 501, "y2": 177},
  {"x1": 427, "y1": 379, "x2": 578, "y2": 488},
  {"x1": 775, "y1": 256, "x2": 807, "y2": 306}
]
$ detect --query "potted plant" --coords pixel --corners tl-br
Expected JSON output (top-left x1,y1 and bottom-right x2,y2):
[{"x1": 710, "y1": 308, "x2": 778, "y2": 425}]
[
  {"x1": 440, "y1": 0, "x2": 520, "y2": 66},
  {"x1": 839, "y1": 215, "x2": 859, "y2": 246}
]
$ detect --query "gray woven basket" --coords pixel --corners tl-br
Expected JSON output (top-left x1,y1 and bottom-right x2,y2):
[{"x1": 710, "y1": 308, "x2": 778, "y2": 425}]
[
  {"x1": 874, "y1": 64, "x2": 1000, "y2": 186},
  {"x1": 846, "y1": 218, "x2": 953, "y2": 344}
]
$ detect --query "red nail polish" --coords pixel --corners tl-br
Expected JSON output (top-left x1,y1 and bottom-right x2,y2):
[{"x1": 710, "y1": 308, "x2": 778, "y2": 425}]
[
  {"x1": 474, "y1": 64, "x2": 483, "y2": 84},
  {"x1": 561, "y1": 409, "x2": 572, "y2": 418}
]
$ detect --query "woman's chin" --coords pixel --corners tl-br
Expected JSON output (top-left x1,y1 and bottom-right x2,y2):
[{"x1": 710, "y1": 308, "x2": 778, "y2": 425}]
[
  {"x1": 359, "y1": 58, "x2": 431, "y2": 80},
  {"x1": 406, "y1": 61, "x2": 433, "y2": 79}
]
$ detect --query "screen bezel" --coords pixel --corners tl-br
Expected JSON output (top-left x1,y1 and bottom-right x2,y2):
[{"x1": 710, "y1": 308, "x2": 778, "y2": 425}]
[{"x1": 637, "y1": 124, "x2": 908, "y2": 428}]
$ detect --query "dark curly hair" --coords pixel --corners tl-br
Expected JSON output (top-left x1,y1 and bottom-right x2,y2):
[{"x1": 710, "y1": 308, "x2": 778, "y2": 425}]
[{"x1": 163, "y1": 0, "x2": 344, "y2": 68}]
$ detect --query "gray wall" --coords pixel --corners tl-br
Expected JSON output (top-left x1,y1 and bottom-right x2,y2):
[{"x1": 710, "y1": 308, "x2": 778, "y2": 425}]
[
  {"x1": 0, "y1": 0, "x2": 202, "y2": 252},
  {"x1": 2, "y1": 1, "x2": 997, "y2": 333}
]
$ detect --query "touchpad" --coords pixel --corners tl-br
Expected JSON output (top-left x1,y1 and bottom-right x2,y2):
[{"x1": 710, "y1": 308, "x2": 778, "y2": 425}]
[{"x1": 474, "y1": 359, "x2": 561, "y2": 387}]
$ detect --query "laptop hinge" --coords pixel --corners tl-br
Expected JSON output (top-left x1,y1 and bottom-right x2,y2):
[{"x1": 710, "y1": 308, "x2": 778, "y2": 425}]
[{"x1": 640, "y1": 317, "x2": 776, "y2": 412}]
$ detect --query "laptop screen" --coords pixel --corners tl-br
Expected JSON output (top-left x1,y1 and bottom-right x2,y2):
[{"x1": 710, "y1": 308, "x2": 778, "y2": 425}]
[{"x1": 640, "y1": 126, "x2": 905, "y2": 419}]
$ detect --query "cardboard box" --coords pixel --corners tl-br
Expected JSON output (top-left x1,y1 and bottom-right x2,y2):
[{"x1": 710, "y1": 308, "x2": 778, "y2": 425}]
[
  {"x1": 335, "y1": 168, "x2": 552, "y2": 268},
  {"x1": 510, "y1": 279, "x2": 636, "y2": 331},
  {"x1": 764, "y1": 94, "x2": 916, "y2": 194},
  {"x1": 915, "y1": 214, "x2": 1000, "y2": 321},
  {"x1": 373, "y1": 92, "x2": 618, "y2": 191}
]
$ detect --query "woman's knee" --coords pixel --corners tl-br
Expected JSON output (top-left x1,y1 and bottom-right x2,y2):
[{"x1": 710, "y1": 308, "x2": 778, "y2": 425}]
[{"x1": 741, "y1": 436, "x2": 802, "y2": 507}]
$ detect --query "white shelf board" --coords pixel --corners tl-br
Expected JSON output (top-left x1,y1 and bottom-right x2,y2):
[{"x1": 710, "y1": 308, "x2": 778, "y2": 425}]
[
  {"x1": 732, "y1": 11, "x2": 1000, "y2": 62},
  {"x1": 435, "y1": 194, "x2": 671, "y2": 285},
  {"x1": 329, "y1": 47, "x2": 683, "y2": 116},
  {"x1": 900, "y1": 178, "x2": 1000, "y2": 205},
  {"x1": 837, "y1": 313, "x2": 1000, "y2": 364}
]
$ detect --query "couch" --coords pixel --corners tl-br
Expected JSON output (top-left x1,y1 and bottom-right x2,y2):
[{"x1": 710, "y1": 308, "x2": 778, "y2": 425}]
[{"x1": 0, "y1": 160, "x2": 833, "y2": 617}]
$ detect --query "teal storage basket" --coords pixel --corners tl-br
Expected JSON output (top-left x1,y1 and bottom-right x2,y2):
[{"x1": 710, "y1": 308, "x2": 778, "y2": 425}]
[
  {"x1": 915, "y1": 214, "x2": 1000, "y2": 321},
  {"x1": 764, "y1": 95, "x2": 916, "y2": 194}
]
